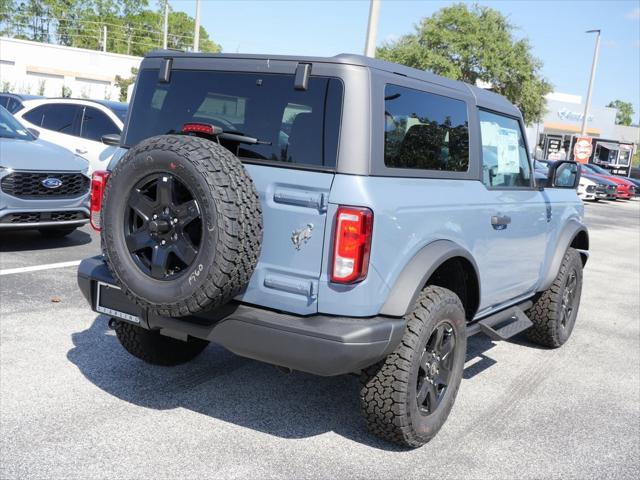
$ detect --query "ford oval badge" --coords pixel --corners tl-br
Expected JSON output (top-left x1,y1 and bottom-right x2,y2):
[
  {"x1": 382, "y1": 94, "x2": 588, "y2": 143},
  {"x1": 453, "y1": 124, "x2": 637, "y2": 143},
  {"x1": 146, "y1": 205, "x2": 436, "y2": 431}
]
[{"x1": 42, "y1": 177, "x2": 63, "y2": 189}]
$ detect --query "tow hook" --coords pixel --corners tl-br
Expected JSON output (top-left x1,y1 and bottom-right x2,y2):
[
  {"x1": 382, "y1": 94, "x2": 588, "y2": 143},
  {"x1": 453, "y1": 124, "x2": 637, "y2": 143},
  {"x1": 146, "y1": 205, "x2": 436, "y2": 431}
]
[{"x1": 108, "y1": 318, "x2": 120, "y2": 330}]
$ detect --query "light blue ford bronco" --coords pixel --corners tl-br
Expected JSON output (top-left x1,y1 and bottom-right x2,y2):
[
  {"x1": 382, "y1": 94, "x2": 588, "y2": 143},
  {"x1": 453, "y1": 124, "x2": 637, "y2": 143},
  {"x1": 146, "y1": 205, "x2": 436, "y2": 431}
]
[{"x1": 77, "y1": 52, "x2": 588, "y2": 447}]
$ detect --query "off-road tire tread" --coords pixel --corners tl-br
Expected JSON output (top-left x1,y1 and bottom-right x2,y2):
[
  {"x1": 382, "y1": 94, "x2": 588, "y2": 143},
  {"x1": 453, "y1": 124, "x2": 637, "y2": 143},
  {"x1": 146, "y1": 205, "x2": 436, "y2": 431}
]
[
  {"x1": 102, "y1": 135, "x2": 262, "y2": 317},
  {"x1": 360, "y1": 286, "x2": 464, "y2": 447},
  {"x1": 114, "y1": 321, "x2": 209, "y2": 366},
  {"x1": 526, "y1": 247, "x2": 582, "y2": 348}
]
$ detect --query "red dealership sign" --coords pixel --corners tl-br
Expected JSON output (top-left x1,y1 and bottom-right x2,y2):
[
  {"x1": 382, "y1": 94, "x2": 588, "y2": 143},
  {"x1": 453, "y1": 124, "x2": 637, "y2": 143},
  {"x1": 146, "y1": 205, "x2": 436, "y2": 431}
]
[{"x1": 573, "y1": 137, "x2": 593, "y2": 163}]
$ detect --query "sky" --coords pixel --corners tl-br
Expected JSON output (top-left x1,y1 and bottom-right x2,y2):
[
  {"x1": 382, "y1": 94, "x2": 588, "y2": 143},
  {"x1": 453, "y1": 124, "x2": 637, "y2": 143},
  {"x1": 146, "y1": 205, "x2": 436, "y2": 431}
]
[{"x1": 162, "y1": 0, "x2": 640, "y2": 123}]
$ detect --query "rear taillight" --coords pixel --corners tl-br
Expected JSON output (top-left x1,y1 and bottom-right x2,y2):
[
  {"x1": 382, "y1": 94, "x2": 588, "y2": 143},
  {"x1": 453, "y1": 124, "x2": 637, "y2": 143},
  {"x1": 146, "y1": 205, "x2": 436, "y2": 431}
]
[
  {"x1": 331, "y1": 206, "x2": 373, "y2": 284},
  {"x1": 89, "y1": 170, "x2": 110, "y2": 231}
]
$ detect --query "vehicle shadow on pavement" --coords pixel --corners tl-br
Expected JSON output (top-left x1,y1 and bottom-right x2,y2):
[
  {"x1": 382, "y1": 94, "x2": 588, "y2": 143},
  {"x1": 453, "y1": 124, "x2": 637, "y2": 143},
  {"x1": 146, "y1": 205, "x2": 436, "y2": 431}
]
[
  {"x1": 0, "y1": 229, "x2": 92, "y2": 252},
  {"x1": 67, "y1": 316, "x2": 502, "y2": 451}
]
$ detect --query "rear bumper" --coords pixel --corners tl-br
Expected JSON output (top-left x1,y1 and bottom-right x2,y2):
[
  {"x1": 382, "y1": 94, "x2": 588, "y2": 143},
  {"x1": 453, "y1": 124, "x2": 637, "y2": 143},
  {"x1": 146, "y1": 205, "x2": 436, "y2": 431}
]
[{"x1": 77, "y1": 256, "x2": 406, "y2": 376}]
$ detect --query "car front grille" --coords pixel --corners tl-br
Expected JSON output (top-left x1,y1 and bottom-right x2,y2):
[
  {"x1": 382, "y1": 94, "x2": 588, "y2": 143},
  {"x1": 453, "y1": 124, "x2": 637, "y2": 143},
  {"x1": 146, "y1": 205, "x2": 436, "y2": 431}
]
[
  {"x1": 0, "y1": 211, "x2": 87, "y2": 224},
  {"x1": 1, "y1": 172, "x2": 89, "y2": 198}
]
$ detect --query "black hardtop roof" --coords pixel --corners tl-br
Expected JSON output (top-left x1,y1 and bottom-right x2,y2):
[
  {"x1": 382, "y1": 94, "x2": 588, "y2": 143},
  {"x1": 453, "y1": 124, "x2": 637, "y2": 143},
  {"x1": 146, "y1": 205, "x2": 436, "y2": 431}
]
[{"x1": 145, "y1": 50, "x2": 520, "y2": 117}]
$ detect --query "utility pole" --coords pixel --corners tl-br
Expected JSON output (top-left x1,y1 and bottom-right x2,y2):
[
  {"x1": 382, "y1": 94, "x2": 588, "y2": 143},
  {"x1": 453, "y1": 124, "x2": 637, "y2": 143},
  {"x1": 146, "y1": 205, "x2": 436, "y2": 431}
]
[
  {"x1": 364, "y1": 0, "x2": 381, "y2": 57},
  {"x1": 193, "y1": 0, "x2": 201, "y2": 52},
  {"x1": 580, "y1": 29, "x2": 601, "y2": 136},
  {"x1": 102, "y1": 25, "x2": 107, "y2": 52},
  {"x1": 163, "y1": 0, "x2": 169, "y2": 50}
]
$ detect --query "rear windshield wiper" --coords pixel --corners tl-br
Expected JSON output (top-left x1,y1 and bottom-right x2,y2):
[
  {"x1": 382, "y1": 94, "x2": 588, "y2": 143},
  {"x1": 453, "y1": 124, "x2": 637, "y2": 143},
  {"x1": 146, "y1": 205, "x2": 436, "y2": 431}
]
[{"x1": 219, "y1": 131, "x2": 272, "y2": 146}]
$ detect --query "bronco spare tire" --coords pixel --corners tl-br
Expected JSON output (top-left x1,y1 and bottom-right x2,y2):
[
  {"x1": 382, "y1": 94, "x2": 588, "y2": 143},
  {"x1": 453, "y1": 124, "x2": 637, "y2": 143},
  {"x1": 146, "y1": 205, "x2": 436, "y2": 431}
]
[{"x1": 101, "y1": 135, "x2": 262, "y2": 317}]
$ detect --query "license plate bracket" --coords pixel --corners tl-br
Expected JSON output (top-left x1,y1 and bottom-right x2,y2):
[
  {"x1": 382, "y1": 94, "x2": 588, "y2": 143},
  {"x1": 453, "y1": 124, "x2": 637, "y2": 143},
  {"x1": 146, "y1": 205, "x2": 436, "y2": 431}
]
[{"x1": 95, "y1": 281, "x2": 141, "y2": 324}]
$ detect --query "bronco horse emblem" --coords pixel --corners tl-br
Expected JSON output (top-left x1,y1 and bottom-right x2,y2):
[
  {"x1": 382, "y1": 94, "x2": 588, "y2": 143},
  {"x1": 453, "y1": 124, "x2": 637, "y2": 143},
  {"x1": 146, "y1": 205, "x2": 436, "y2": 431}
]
[{"x1": 291, "y1": 223, "x2": 314, "y2": 250}]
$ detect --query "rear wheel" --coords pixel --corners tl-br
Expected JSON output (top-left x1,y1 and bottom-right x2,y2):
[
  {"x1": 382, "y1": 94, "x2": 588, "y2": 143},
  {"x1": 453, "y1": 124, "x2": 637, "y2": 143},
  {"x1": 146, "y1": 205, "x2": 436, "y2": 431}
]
[
  {"x1": 114, "y1": 321, "x2": 209, "y2": 366},
  {"x1": 360, "y1": 286, "x2": 467, "y2": 447},
  {"x1": 527, "y1": 247, "x2": 583, "y2": 348}
]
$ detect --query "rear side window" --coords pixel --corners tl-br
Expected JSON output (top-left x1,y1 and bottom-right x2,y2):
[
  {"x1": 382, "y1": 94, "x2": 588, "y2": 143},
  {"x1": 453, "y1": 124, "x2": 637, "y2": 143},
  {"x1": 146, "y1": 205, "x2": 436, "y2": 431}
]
[
  {"x1": 81, "y1": 106, "x2": 120, "y2": 142},
  {"x1": 125, "y1": 69, "x2": 343, "y2": 168},
  {"x1": 23, "y1": 104, "x2": 81, "y2": 135},
  {"x1": 384, "y1": 84, "x2": 469, "y2": 172},
  {"x1": 479, "y1": 110, "x2": 531, "y2": 188}
]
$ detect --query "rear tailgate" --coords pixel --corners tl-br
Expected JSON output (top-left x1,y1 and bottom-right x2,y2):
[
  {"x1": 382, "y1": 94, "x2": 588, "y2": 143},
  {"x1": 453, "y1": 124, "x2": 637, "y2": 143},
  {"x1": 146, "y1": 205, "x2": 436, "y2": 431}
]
[
  {"x1": 237, "y1": 165, "x2": 334, "y2": 315},
  {"x1": 121, "y1": 64, "x2": 344, "y2": 314}
]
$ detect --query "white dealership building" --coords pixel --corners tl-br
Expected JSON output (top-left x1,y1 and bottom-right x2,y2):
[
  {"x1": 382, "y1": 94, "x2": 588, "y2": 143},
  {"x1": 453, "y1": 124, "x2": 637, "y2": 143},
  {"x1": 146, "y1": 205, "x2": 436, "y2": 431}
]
[{"x1": 0, "y1": 37, "x2": 141, "y2": 101}]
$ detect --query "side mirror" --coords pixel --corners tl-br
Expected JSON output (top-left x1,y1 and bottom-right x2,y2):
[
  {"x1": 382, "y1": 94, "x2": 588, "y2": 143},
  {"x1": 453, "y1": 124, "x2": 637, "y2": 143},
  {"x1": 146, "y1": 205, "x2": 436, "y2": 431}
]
[
  {"x1": 101, "y1": 133, "x2": 121, "y2": 146},
  {"x1": 27, "y1": 128, "x2": 40, "y2": 138},
  {"x1": 548, "y1": 160, "x2": 580, "y2": 189}
]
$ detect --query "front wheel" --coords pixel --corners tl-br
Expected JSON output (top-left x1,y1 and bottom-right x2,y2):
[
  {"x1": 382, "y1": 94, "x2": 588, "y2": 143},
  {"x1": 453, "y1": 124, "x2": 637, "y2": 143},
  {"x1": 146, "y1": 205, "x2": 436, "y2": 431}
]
[
  {"x1": 360, "y1": 286, "x2": 467, "y2": 447},
  {"x1": 527, "y1": 247, "x2": 583, "y2": 348}
]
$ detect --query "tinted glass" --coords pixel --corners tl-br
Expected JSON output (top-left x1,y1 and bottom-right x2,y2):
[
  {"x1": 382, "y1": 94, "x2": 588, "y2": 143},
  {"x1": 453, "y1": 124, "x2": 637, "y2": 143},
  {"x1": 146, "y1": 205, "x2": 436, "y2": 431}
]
[
  {"x1": 384, "y1": 85, "x2": 469, "y2": 171},
  {"x1": 23, "y1": 104, "x2": 80, "y2": 135},
  {"x1": 7, "y1": 98, "x2": 21, "y2": 113},
  {"x1": 479, "y1": 110, "x2": 531, "y2": 188},
  {"x1": 0, "y1": 96, "x2": 9, "y2": 108},
  {"x1": 0, "y1": 106, "x2": 35, "y2": 141},
  {"x1": 81, "y1": 106, "x2": 120, "y2": 141},
  {"x1": 125, "y1": 69, "x2": 343, "y2": 168}
]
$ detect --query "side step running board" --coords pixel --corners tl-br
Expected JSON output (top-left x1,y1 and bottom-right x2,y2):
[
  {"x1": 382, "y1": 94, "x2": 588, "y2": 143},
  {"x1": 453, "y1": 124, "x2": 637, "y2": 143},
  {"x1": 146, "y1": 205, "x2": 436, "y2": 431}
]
[{"x1": 467, "y1": 301, "x2": 533, "y2": 341}]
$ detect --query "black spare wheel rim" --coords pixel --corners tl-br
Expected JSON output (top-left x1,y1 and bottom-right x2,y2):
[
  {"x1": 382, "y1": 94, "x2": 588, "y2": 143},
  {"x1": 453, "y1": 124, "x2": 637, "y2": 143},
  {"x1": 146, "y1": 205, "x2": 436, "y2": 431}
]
[
  {"x1": 125, "y1": 173, "x2": 203, "y2": 280},
  {"x1": 416, "y1": 321, "x2": 456, "y2": 416}
]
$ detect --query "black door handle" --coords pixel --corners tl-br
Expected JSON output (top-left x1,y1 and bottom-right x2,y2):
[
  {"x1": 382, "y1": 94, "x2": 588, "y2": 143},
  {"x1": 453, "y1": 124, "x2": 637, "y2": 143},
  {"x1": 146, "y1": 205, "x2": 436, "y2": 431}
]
[{"x1": 491, "y1": 214, "x2": 511, "y2": 230}]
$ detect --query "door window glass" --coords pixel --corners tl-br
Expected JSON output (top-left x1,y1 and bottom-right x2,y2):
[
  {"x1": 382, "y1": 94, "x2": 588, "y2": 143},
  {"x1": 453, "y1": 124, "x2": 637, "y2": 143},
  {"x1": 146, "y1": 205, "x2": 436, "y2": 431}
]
[
  {"x1": 81, "y1": 107, "x2": 120, "y2": 142},
  {"x1": 23, "y1": 104, "x2": 80, "y2": 135},
  {"x1": 384, "y1": 84, "x2": 469, "y2": 172},
  {"x1": 479, "y1": 110, "x2": 531, "y2": 188}
]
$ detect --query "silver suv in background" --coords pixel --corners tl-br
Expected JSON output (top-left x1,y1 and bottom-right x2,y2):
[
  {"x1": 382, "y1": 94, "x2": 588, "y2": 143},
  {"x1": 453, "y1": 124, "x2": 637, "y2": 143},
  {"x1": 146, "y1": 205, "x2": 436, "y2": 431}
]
[{"x1": 0, "y1": 106, "x2": 90, "y2": 237}]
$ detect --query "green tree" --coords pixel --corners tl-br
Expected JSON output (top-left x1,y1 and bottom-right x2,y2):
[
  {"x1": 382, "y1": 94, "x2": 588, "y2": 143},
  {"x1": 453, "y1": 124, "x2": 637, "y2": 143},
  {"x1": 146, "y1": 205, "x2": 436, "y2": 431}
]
[
  {"x1": 607, "y1": 100, "x2": 634, "y2": 126},
  {"x1": 0, "y1": 0, "x2": 221, "y2": 56},
  {"x1": 376, "y1": 3, "x2": 551, "y2": 125},
  {"x1": 114, "y1": 66, "x2": 137, "y2": 102}
]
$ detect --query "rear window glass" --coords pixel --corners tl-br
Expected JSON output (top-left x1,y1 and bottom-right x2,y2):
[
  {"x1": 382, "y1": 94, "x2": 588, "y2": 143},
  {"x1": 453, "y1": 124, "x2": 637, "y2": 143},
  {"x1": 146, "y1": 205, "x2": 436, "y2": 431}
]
[
  {"x1": 384, "y1": 84, "x2": 469, "y2": 172},
  {"x1": 125, "y1": 69, "x2": 343, "y2": 168}
]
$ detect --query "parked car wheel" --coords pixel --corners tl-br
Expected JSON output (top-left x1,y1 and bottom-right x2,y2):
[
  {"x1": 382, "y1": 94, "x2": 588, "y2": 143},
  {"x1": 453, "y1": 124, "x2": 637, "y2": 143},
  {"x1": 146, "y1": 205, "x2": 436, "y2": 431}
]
[
  {"x1": 527, "y1": 247, "x2": 583, "y2": 348},
  {"x1": 114, "y1": 321, "x2": 209, "y2": 366},
  {"x1": 360, "y1": 286, "x2": 467, "y2": 447},
  {"x1": 101, "y1": 135, "x2": 262, "y2": 317},
  {"x1": 38, "y1": 227, "x2": 77, "y2": 238}
]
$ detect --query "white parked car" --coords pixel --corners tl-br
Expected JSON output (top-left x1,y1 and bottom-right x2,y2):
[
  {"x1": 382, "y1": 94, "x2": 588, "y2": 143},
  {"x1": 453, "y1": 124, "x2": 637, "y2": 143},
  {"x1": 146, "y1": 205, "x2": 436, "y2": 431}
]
[
  {"x1": 14, "y1": 98, "x2": 127, "y2": 172},
  {"x1": 577, "y1": 176, "x2": 598, "y2": 202}
]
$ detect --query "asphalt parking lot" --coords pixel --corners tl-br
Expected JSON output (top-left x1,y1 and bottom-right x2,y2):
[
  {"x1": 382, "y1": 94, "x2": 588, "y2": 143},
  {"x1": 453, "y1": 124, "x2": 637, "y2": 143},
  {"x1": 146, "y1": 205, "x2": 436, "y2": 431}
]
[{"x1": 1, "y1": 199, "x2": 639, "y2": 480}]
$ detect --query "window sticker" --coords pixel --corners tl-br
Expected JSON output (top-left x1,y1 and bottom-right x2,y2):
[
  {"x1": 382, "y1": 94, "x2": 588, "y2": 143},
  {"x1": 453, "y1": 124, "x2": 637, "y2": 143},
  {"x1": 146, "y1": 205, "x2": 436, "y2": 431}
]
[{"x1": 497, "y1": 127, "x2": 520, "y2": 174}]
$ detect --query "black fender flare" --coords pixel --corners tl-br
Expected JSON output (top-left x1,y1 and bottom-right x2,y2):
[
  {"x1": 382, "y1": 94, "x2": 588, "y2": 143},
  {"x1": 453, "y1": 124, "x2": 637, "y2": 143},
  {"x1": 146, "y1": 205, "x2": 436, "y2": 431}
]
[
  {"x1": 538, "y1": 220, "x2": 589, "y2": 292},
  {"x1": 380, "y1": 239, "x2": 480, "y2": 317}
]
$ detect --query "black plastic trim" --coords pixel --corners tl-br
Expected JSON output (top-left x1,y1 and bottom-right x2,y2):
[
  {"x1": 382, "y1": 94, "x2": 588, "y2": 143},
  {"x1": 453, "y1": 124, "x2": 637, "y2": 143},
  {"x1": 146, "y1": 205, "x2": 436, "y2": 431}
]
[{"x1": 77, "y1": 256, "x2": 406, "y2": 376}]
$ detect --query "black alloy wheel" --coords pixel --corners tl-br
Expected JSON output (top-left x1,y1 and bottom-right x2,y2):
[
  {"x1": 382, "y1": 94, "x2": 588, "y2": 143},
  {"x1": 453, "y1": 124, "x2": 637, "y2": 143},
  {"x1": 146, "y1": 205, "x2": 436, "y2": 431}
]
[
  {"x1": 124, "y1": 173, "x2": 203, "y2": 280},
  {"x1": 560, "y1": 271, "x2": 578, "y2": 329},
  {"x1": 416, "y1": 321, "x2": 456, "y2": 416}
]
